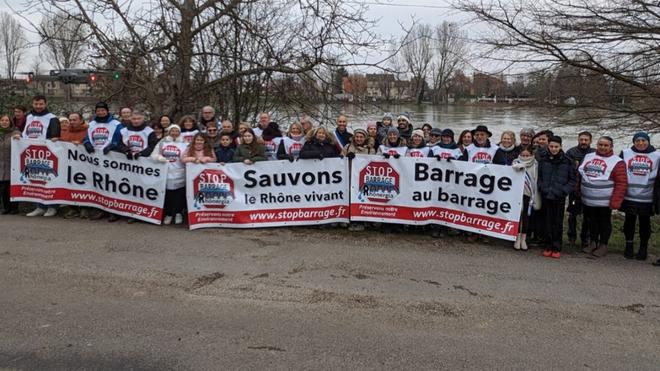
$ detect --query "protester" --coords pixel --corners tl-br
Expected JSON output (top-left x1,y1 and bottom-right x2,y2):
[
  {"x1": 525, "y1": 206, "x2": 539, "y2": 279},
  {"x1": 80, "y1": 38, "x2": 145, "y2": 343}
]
[
  {"x1": 300, "y1": 127, "x2": 340, "y2": 160},
  {"x1": 300, "y1": 115, "x2": 314, "y2": 135},
  {"x1": 276, "y1": 122, "x2": 306, "y2": 161},
  {"x1": 428, "y1": 128, "x2": 442, "y2": 147},
  {"x1": 342, "y1": 129, "x2": 376, "y2": 158},
  {"x1": 538, "y1": 136, "x2": 576, "y2": 258},
  {"x1": 253, "y1": 112, "x2": 272, "y2": 138},
  {"x1": 12, "y1": 105, "x2": 27, "y2": 132},
  {"x1": 179, "y1": 115, "x2": 199, "y2": 144},
  {"x1": 16, "y1": 95, "x2": 60, "y2": 217},
  {"x1": 215, "y1": 133, "x2": 236, "y2": 164},
  {"x1": 234, "y1": 128, "x2": 266, "y2": 164},
  {"x1": 519, "y1": 128, "x2": 535, "y2": 147},
  {"x1": 204, "y1": 122, "x2": 221, "y2": 150},
  {"x1": 396, "y1": 113, "x2": 413, "y2": 141},
  {"x1": 261, "y1": 122, "x2": 283, "y2": 160},
  {"x1": 182, "y1": 133, "x2": 216, "y2": 164},
  {"x1": 152, "y1": 124, "x2": 188, "y2": 225},
  {"x1": 237, "y1": 122, "x2": 250, "y2": 139},
  {"x1": 151, "y1": 121, "x2": 165, "y2": 141},
  {"x1": 430, "y1": 129, "x2": 464, "y2": 160},
  {"x1": 493, "y1": 130, "x2": 520, "y2": 165},
  {"x1": 578, "y1": 136, "x2": 627, "y2": 258},
  {"x1": 512, "y1": 146, "x2": 540, "y2": 251},
  {"x1": 465, "y1": 125, "x2": 498, "y2": 164},
  {"x1": 158, "y1": 115, "x2": 172, "y2": 129},
  {"x1": 0, "y1": 114, "x2": 19, "y2": 214},
  {"x1": 565, "y1": 131, "x2": 595, "y2": 249},
  {"x1": 84, "y1": 102, "x2": 122, "y2": 155},
  {"x1": 199, "y1": 106, "x2": 216, "y2": 131},
  {"x1": 220, "y1": 120, "x2": 239, "y2": 147},
  {"x1": 533, "y1": 130, "x2": 553, "y2": 160},
  {"x1": 620, "y1": 132, "x2": 659, "y2": 260},
  {"x1": 458, "y1": 129, "x2": 473, "y2": 152},
  {"x1": 378, "y1": 127, "x2": 407, "y2": 158},
  {"x1": 421, "y1": 123, "x2": 433, "y2": 142},
  {"x1": 366, "y1": 121, "x2": 378, "y2": 149},
  {"x1": 60, "y1": 113, "x2": 88, "y2": 146},
  {"x1": 406, "y1": 129, "x2": 431, "y2": 157},
  {"x1": 376, "y1": 112, "x2": 394, "y2": 144},
  {"x1": 119, "y1": 107, "x2": 133, "y2": 127},
  {"x1": 333, "y1": 114, "x2": 353, "y2": 152}
]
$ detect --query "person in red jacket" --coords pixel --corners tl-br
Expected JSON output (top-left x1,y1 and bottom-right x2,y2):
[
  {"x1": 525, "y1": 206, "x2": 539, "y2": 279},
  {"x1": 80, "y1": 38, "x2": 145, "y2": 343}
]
[{"x1": 577, "y1": 136, "x2": 627, "y2": 258}]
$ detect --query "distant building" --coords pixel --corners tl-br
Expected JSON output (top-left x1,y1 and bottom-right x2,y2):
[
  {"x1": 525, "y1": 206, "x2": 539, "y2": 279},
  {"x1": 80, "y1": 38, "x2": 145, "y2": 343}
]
[{"x1": 365, "y1": 73, "x2": 413, "y2": 101}]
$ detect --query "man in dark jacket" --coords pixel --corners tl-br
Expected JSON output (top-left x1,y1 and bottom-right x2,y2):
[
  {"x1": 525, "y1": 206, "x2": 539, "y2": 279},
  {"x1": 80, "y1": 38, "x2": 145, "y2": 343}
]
[
  {"x1": 565, "y1": 131, "x2": 595, "y2": 249},
  {"x1": 12, "y1": 105, "x2": 27, "y2": 132},
  {"x1": 538, "y1": 136, "x2": 576, "y2": 258}
]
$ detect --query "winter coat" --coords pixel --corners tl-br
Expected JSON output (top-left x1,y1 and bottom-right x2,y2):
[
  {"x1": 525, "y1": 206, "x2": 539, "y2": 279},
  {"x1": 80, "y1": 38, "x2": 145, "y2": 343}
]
[
  {"x1": 566, "y1": 145, "x2": 595, "y2": 169},
  {"x1": 0, "y1": 123, "x2": 18, "y2": 181},
  {"x1": 215, "y1": 146, "x2": 236, "y2": 164},
  {"x1": 233, "y1": 143, "x2": 267, "y2": 163},
  {"x1": 299, "y1": 138, "x2": 340, "y2": 159},
  {"x1": 12, "y1": 116, "x2": 25, "y2": 132},
  {"x1": 576, "y1": 149, "x2": 627, "y2": 210},
  {"x1": 60, "y1": 123, "x2": 89, "y2": 144},
  {"x1": 334, "y1": 128, "x2": 353, "y2": 149},
  {"x1": 342, "y1": 138, "x2": 377, "y2": 156},
  {"x1": 619, "y1": 145, "x2": 658, "y2": 216},
  {"x1": 397, "y1": 124, "x2": 413, "y2": 141},
  {"x1": 538, "y1": 150, "x2": 576, "y2": 201},
  {"x1": 493, "y1": 145, "x2": 520, "y2": 166},
  {"x1": 512, "y1": 157, "x2": 542, "y2": 211}
]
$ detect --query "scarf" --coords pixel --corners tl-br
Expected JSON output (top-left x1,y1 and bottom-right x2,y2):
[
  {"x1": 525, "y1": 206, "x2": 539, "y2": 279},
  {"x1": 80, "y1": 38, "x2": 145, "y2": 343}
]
[
  {"x1": 513, "y1": 156, "x2": 538, "y2": 215},
  {"x1": 499, "y1": 143, "x2": 516, "y2": 152}
]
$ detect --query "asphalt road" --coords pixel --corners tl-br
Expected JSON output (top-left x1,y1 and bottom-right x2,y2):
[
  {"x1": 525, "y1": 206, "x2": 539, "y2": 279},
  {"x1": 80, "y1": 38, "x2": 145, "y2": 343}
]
[{"x1": 1, "y1": 215, "x2": 659, "y2": 370}]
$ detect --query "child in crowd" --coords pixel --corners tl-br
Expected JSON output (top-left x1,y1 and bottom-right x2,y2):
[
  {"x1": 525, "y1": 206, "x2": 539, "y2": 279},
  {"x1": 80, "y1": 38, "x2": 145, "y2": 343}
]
[
  {"x1": 182, "y1": 133, "x2": 216, "y2": 164},
  {"x1": 215, "y1": 133, "x2": 236, "y2": 164},
  {"x1": 234, "y1": 128, "x2": 266, "y2": 164}
]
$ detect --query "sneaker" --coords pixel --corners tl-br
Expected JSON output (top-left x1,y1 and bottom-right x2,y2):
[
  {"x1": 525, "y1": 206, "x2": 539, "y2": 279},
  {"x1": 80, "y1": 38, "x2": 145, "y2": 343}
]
[
  {"x1": 26, "y1": 208, "x2": 46, "y2": 217},
  {"x1": 127, "y1": 218, "x2": 137, "y2": 224},
  {"x1": 174, "y1": 214, "x2": 183, "y2": 225},
  {"x1": 551, "y1": 251, "x2": 561, "y2": 259},
  {"x1": 108, "y1": 214, "x2": 120, "y2": 222},
  {"x1": 163, "y1": 215, "x2": 173, "y2": 225},
  {"x1": 79, "y1": 209, "x2": 89, "y2": 219},
  {"x1": 542, "y1": 249, "x2": 552, "y2": 257},
  {"x1": 63, "y1": 209, "x2": 79, "y2": 219},
  {"x1": 90, "y1": 210, "x2": 106, "y2": 220},
  {"x1": 43, "y1": 207, "x2": 57, "y2": 217}
]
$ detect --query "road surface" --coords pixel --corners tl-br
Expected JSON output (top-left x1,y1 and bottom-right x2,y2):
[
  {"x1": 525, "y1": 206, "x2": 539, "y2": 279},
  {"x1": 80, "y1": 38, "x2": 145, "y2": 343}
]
[{"x1": 1, "y1": 216, "x2": 659, "y2": 370}]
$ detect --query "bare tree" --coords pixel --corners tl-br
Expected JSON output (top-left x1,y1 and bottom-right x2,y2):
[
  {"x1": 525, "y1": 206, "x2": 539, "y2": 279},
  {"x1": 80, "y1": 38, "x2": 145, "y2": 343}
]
[
  {"x1": 38, "y1": 12, "x2": 89, "y2": 70},
  {"x1": 23, "y1": 0, "x2": 380, "y2": 121},
  {"x1": 430, "y1": 21, "x2": 467, "y2": 104},
  {"x1": 399, "y1": 24, "x2": 433, "y2": 104},
  {"x1": 0, "y1": 12, "x2": 26, "y2": 80},
  {"x1": 456, "y1": 0, "x2": 660, "y2": 131}
]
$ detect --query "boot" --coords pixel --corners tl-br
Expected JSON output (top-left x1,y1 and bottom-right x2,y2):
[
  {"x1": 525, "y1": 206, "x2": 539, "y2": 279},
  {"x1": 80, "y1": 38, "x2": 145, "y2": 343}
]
[
  {"x1": 514, "y1": 233, "x2": 522, "y2": 250},
  {"x1": 635, "y1": 244, "x2": 648, "y2": 261},
  {"x1": 624, "y1": 241, "x2": 634, "y2": 259},
  {"x1": 520, "y1": 234, "x2": 528, "y2": 251},
  {"x1": 592, "y1": 243, "x2": 608, "y2": 258},
  {"x1": 583, "y1": 241, "x2": 597, "y2": 255}
]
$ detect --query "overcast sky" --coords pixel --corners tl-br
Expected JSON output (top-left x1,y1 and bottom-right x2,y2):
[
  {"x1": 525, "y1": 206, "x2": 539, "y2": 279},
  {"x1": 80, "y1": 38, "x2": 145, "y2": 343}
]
[{"x1": 0, "y1": 0, "x2": 471, "y2": 74}]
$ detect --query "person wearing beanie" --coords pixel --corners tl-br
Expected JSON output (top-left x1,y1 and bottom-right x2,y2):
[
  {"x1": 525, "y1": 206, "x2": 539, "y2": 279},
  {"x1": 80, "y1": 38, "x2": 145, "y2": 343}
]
[
  {"x1": 396, "y1": 113, "x2": 413, "y2": 141},
  {"x1": 366, "y1": 121, "x2": 379, "y2": 149},
  {"x1": 538, "y1": 135, "x2": 576, "y2": 258},
  {"x1": 406, "y1": 129, "x2": 431, "y2": 157},
  {"x1": 565, "y1": 131, "x2": 595, "y2": 250},
  {"x1": 577, "y1": 136, "x2": 627, "y2": 258},
  {"x1": 152, "y1": 124, "x2": 187, "y2": 225},
  {"x1": 493, "y1": 130, "x2": 520, "y2": 166},
  {"x1": 519, "y1": 128, "x2": 535, "y2": 147},
  {"x1": 376, "y1": 113, "x2": 394, "y2": 144},
  {"x1": 276, "y1": 122, "x2": 306, "y2": 161},
  {"x1": 378, "y1": 126, "x2": 407, "y2": 158},
  {"x1": 465, "y1": 125, "x2": 498, "y2": 164},
  {"x1": 431, "y1": 128, "x2": 466, "y2": 160},
  {"x1": 342, "y1": 128, "x2": 376, "y2": 158},
  {"x1": 428, "y1": 128, "x2": 443, "y2": 147},
  {"x1": 0, "y1": 114, "x2": 19, "y2": 215},
  {"x1": 619, "y1": 131, "x2": 659, "y2": 261}
]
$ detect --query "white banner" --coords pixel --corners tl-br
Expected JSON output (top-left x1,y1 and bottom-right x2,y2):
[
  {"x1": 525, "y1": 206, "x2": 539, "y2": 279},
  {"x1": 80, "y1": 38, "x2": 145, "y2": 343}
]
[
  {"x1": 186, "y1": 158, "x2": 350, "y2": 229},
  {"x1": 11, "y1": 139, "x2": 167, "y2": 224},
  {"x1": 350, "y1": 155, "x2": 525, "y2": 240}
]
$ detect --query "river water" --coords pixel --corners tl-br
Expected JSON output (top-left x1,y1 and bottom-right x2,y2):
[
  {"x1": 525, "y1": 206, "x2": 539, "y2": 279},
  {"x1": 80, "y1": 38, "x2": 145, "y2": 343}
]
[{"x1": 289, "y1": 104, "x2": 658, "y2": 153}]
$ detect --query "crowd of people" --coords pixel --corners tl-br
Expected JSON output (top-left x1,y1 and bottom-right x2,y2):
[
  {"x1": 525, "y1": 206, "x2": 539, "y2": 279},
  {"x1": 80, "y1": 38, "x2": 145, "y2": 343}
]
[{"x1": 1, "y1": 95, "x2": 659, "y2": 266}]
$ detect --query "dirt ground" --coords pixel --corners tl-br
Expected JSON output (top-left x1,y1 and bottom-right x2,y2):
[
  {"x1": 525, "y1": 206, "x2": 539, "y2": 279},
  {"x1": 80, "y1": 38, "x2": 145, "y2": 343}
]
[{"x1": 1, "y1": 215, "x2": 659, "y2": 370}]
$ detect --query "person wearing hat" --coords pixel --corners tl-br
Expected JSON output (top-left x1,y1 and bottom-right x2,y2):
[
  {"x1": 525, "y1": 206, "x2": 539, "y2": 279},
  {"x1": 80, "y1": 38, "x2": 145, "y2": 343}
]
[
  {"x1": 619, "y1": 131, "x2": 659, "y2": 261},
  {"x1": 465, "y1": 125, "x2": 498, "y2": 164},
  {"x1": 83, "y1": 101, "x2": 124, "y2": 220},
  {"x1": 537, "y1": 136, "x2": 576, "y2": 259},
  {"x1": 396, "y1": 113, "x2": 413, "y2": 141},
  {"x1": 565, "y1": 131, "x2": 595, "y2": 250},
  {"x1": 376, "y1": 113, "x2": 394, "y2": 144},
  {"x1": 378, "y1": 127, "x2": 407, "y2": 158},
  {"x1": 577, "y1": 136, "x2": 627, "y2": 258},
  {"x1": 428, "y1": 128, "x2": 443, "y2": 147},
  {"x1": 430, "y1": 128, "x2": 465, "y2": 160},
  {"x1": 366, "y1": 121, "x2": 379, "y2": 149},
  {"x1": 406, "y1": 129, "x2": 431, "y2": 157},
  {"x1": 152, "y1": 124, "x2": 187, "y2": 225},
  {"x1": 342, "y1": 128, "x2": 376, "y2": 158}
]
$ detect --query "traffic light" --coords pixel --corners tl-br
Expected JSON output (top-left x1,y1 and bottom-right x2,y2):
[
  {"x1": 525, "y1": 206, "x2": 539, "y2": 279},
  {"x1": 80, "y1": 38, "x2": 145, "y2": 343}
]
[
  {"x1": 113, "y1": 71, "x2": 121, "y2": 80},
  {"x1": 89, "y1": 72, "x2": 97, "y2": 84},
  {"x1": 26, "y1": 72, "x2": 34, "y2": 84}
]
